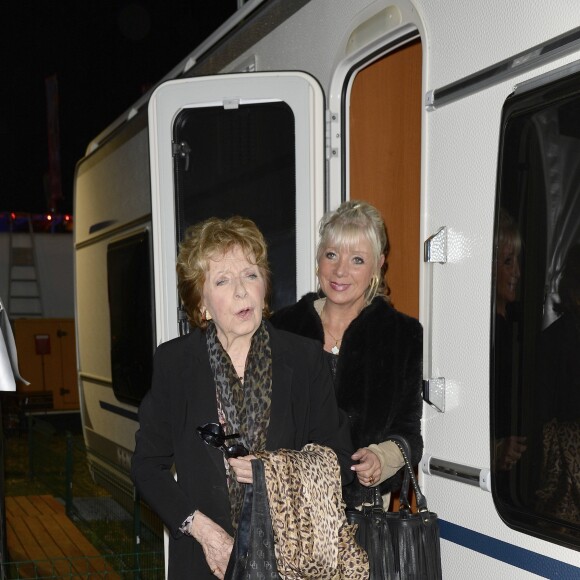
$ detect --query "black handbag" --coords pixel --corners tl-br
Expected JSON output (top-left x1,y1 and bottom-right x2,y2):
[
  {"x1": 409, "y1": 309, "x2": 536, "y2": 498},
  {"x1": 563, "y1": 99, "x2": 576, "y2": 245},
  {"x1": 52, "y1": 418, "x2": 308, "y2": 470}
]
[
  {"x1": 225, "y1": 459, "x2": 281, "y2": 580},
  {"x1": 346, "y1": 435, "x2": 442, "y2": 580}
]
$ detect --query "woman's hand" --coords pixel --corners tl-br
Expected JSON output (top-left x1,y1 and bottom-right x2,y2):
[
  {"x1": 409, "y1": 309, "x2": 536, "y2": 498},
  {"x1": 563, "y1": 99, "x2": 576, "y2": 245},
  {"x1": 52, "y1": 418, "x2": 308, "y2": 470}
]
[
  {"x1": 228, "y1": 454, "x2": 256, "y2": 484},
  {"x1": 351, "y1": 447, "x2": 381, "y2": 486},
  {"x1": 189, "y1": 511, "x2": 233, "y2": 578},
  {"x1": 496, "y1": 436, "x2": 528, "y2": 471}
]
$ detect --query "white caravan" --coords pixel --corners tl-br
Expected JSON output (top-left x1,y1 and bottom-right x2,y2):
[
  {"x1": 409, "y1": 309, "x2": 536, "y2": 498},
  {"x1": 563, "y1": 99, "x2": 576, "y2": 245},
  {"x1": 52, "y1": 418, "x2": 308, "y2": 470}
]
[{"x1": 73, "y1": 0, "x2": 580, "y2": 577}]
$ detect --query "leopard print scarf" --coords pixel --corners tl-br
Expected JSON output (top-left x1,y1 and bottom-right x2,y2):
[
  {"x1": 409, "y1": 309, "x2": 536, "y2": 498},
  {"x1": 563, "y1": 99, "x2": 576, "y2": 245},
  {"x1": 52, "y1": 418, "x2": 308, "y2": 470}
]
[
  {"x1": 206, "y1": 320, "x2": 273, "y2": 527},
  {"x1": 257, "y1": 444, "x2": 369, "y2": 579}
]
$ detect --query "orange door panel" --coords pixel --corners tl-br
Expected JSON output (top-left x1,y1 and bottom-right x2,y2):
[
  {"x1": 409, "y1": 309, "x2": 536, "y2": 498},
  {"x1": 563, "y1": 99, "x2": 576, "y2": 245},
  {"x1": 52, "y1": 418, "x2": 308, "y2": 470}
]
[{"x1": 349, "y1": 40, "x2": 422, "y2": 318}]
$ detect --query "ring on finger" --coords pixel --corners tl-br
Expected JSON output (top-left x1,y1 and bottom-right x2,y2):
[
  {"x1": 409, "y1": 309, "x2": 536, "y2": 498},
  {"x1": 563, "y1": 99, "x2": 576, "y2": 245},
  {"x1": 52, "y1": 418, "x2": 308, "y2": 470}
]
[{"x1": 369, "y1": 475, "x2": 375, "y2": 485}]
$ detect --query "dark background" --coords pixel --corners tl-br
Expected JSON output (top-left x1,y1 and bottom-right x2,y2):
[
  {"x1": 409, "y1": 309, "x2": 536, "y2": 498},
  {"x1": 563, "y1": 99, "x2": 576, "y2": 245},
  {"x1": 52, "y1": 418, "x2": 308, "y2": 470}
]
[{"x1": 1, "y1": 1, "x2": 239, "y2": 216}]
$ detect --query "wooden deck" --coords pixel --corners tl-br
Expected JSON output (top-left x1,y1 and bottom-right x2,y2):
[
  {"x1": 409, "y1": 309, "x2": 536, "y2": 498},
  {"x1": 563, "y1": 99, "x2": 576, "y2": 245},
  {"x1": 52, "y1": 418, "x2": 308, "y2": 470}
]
[{"x1": 5, "y1": 495, "x2": 121, "y2": 578}]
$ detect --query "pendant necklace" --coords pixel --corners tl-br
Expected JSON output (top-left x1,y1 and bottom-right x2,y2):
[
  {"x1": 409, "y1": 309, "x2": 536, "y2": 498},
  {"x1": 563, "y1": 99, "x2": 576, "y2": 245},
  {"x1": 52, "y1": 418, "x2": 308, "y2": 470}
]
[
  {"x1": 322, "y1": 320, "x2": 343, "y2": 355},
  {"x1": 327, "y1": 330, "x2": 342, "y2": 355}
]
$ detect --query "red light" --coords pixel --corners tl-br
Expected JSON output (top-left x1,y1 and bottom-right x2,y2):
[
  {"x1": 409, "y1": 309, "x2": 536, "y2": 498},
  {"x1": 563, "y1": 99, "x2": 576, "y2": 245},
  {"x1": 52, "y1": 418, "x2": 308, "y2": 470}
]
[
  {"x1": 46, "y1": 214, "x2": 52, "y2": 221},
  {"x1": 10, "y1": 212, "x2": 15, "y2": 220},
  {"x1": 64, "y1": 214, "x2": 70, "y2": 221}
]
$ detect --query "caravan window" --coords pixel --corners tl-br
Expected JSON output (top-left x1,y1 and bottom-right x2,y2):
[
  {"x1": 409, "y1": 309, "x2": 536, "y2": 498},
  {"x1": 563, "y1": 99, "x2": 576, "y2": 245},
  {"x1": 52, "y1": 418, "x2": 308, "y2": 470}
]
[
  {"x1": 492, "y1": 68, "x2": 580, "y2": 549},
  {"x1": 172, "y1": 102, "x2": 296, "y2": 313},
  {"x1": 107, "y1": 231, "x2": 155, "y2": 405}
]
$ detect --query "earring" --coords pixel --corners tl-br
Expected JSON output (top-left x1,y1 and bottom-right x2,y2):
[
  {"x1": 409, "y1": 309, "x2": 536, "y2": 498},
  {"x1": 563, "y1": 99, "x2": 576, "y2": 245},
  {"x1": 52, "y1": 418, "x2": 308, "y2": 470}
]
[
  {"x1": 203, "y1": 309, "x2": 212, "y2": 321},
  {"x1": 368, "y1": 275, "x2": 380, "y2": 299}
]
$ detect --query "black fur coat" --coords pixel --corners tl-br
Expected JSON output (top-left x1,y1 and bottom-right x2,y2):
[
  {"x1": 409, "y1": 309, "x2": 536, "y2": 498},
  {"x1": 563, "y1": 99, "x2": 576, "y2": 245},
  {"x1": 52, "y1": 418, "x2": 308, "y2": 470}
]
[{"x1": 270, "y1": 293, "x2": 424, "y2": 505}]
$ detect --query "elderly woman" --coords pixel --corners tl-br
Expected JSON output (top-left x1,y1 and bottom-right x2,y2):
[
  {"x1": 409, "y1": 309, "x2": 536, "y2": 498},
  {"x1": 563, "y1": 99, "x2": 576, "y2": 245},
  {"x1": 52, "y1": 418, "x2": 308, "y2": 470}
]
[
  {"x1": 271, "y1": 200, "x2": 423, "y2": 509},
  {"x1": 131, "y1": 216, "x2": 352, "y2": 579}
]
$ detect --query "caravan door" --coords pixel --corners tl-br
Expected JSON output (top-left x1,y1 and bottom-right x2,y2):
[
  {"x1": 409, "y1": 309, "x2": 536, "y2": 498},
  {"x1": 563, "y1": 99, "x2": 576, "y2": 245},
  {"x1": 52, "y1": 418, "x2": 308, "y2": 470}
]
[{"x1": 148, "y1": 72, "x2": 325, "y2": 343}]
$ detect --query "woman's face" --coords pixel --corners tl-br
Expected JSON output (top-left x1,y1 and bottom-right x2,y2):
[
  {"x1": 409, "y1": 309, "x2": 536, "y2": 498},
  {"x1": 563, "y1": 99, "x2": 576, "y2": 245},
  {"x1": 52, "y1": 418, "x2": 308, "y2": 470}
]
[
  {"x1": 317, "y1": 234, "x2": 382, "y2": 312},
  {"x1": 202, "y1": 246, "x2": 266, "y2": 347},
  {"x1": 497, "y1": 240, "x2": 520, "y2": 316}
]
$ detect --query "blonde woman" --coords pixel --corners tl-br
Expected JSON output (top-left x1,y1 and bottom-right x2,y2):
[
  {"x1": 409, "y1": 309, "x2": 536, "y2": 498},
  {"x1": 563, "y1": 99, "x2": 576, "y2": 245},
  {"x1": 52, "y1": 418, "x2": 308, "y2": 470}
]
[{"x1": 271, "y1": 200, "x2": 423, "y2": 508}]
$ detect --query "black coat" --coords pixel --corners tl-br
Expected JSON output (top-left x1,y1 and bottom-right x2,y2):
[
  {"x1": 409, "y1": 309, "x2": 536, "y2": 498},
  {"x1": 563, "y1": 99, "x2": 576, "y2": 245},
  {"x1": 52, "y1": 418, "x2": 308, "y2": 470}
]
[
  {"x1": 130, "y1": 320, "x2": 353, "y2": 579},
  {"x1": 270, "y1": 293, "x2": 424, "y2": 505}
]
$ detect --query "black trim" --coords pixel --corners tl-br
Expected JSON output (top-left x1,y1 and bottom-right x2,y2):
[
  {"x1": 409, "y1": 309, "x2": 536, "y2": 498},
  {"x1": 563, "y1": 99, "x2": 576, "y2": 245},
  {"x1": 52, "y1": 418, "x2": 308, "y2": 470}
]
[{"x1": 99, "y1": 400, "x2": 139, "y2": 422}]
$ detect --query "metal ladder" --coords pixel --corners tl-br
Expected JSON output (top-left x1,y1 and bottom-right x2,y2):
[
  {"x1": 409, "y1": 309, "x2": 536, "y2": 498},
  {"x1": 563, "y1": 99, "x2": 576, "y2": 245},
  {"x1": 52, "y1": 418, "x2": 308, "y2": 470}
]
[{"x1": 7, "y1": 214, "x2": 43, "y2": 317}]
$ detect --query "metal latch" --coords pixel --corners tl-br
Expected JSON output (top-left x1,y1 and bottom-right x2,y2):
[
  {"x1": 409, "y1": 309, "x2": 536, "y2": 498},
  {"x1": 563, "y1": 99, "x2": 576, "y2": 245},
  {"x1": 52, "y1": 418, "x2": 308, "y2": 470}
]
[
  {"x1": 424, "y1": 226, "x2": 447, "y2": 263},
  {"x1": 172, "y1": 141, "x2": 192, "y2": 171}
]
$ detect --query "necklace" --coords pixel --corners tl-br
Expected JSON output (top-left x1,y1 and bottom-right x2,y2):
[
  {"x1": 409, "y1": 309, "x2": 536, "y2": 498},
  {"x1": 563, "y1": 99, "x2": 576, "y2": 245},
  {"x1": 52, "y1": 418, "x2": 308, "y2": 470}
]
[
  {"x1": 325, "y1": 327, "x2": 342, "y2": 355},
  {"x1": 321, "y1": 308, "x2": 343, "y2": 355}
]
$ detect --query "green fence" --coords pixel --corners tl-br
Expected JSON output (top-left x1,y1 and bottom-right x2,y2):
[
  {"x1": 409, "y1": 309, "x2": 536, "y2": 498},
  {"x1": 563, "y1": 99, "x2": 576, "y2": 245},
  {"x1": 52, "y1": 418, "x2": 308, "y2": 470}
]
[{"x1": 3, "y1": 416, "x2": 164, "y2": 579}]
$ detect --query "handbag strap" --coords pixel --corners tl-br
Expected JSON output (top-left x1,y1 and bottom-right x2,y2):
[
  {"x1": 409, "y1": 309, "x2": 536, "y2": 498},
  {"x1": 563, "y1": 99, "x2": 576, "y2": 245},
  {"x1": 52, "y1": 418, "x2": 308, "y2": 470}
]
[{"x1": 387, "y1": 435, "x2": 429, "y2": 514}]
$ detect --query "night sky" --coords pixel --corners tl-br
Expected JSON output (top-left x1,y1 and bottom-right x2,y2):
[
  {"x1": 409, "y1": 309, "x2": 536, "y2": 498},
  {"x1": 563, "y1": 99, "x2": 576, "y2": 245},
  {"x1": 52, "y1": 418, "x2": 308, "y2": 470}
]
[{"x1": 1, "y1": 1, "x2": 238, "y2": 216}]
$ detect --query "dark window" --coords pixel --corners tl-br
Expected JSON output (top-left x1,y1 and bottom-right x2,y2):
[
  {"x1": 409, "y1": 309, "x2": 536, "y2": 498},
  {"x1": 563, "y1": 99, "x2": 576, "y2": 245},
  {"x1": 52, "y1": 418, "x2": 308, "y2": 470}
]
[
  {"x1": 107, "y1": 231, "x2": 155, "y2": 405},
  {"x1": 492, "y1": 69, "x2": 580, "y2": 549},
  {"x1": 172, "y1": 101, "x2": 297, "y2": 317}
]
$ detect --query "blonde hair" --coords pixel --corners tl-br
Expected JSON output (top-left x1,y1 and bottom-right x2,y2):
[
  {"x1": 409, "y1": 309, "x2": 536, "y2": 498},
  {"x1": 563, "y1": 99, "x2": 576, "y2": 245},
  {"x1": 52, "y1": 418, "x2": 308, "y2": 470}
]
[
  {"x1": 176, "y1": 216, "x2": 271, "y2": 329},
  {"x1": 317, "y1": 200, "x2": 389, "y2": 303},
  {"x1": 498, "y1": 208, "x2": 522, "y2": 255}
]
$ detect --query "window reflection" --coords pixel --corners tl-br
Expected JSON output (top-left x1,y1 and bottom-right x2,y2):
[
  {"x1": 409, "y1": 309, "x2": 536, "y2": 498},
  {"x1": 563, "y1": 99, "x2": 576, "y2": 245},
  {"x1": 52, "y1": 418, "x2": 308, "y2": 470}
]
[
  {"x1": 172, "y1": 102, "x2": 297, "y2": 313},
  {"x1": 493, "y1": 209, "x2": 527, "y2": 481},
  {"x1": 492, "y1": 70, "x2": 580, "y2": 548},
  {"x1": 535, "y1": 243, "x2": 580, "y2": 526}
]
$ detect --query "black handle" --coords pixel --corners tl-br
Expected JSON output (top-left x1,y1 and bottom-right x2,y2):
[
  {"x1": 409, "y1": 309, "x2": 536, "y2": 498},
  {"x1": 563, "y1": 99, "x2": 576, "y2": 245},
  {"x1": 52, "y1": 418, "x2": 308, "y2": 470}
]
[{"x1": 387, "y1": 434, "x2": 428, "y2": 513}]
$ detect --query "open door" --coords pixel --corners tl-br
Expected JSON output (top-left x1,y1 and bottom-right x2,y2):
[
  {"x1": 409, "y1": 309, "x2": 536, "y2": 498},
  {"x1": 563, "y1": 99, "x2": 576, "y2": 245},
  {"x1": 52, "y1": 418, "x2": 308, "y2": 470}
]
[
  {"x1": 348, "y1": 37, "x2": 423, "y2": 512},
  {"x1": 148, "y1": 72, "x2": 325, "y2": 343},
  {"x1": 349, "y1": 39, "x2": 422, "y2": 319}
]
